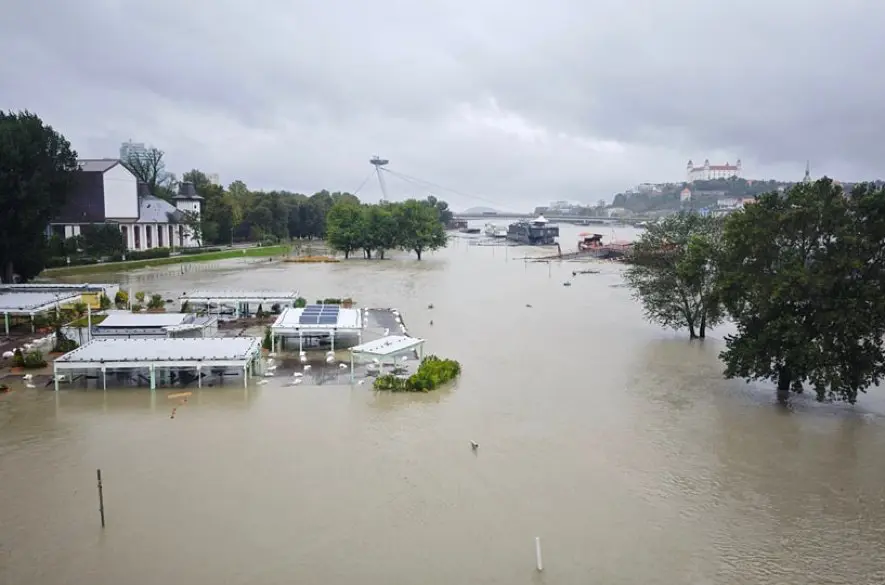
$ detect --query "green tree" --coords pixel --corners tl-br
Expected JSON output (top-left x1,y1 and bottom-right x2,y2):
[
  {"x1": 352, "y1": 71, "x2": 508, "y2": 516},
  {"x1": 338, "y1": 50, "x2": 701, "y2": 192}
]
[
  {"x1": 80, "y1": 225, "x2": 125, "y2": 257},
  {"x1": 325, "y1": 201, "x2": 365, "y2": 259},
  {"x1": 125, "y1": 147, "x2": 176, "y2": 199},
  {"x1": 393, "y1": 199, "x2": 448, "y2": 260},
  {"x1": 363, "y1": 203, "x2": 400, "y2": 259},
  {"x1": 425, "y1": 195, "x2": 453, "y2": 225},
  {"x1": 0, "y1": 111, "x2": 78, "y2": 282},
  {"x1": 717, "y1": 179, "x2": 885, "y2": 405},
  {"x1": 624, "y1": 212, "x2": 724, "y2": 339}
]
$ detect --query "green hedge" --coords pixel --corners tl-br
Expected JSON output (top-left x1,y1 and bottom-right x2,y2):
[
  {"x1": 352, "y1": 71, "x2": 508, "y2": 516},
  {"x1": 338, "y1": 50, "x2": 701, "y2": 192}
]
[
  {"x1": 373, "y1": 355, "x2": 461, "y2": 392},
  {"x1": 126, "y1": 247, "x2": 171, "y2": 260},
  {"x1": 180, "y1": 247, "x2": 222, "y2": 255}
]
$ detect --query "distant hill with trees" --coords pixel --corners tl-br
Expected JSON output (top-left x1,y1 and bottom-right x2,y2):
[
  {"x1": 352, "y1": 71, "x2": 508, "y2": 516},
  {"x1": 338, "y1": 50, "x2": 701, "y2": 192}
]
[{"x1": 611, "y1": 178, "x2": 788, "y2": 214}]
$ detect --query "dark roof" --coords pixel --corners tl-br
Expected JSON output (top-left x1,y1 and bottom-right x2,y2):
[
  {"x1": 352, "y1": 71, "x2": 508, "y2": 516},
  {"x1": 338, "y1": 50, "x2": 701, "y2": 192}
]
[
  {"x1": 173, "y1": 181, "x2": 204, "y2": 200},
  {"x1": 78, "y1": 159, "x2": 121, "y2": 173},
  {"x1": 53, "y1": 170, "x2": 107, "y2": 223},
  {"x1": 137, "y1": 196, "x2": 184, "y2": 224}
]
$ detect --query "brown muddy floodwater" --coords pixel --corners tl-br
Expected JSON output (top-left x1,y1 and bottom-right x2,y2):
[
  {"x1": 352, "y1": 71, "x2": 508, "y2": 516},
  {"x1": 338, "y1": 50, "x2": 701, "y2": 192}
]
[{"x1": 2, "y1": 224, "x2": 885, "y2": 585}]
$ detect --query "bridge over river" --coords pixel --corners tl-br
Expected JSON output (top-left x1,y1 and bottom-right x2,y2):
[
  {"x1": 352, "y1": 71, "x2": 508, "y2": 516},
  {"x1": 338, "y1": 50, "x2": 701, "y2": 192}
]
[{"x1": 452, "y1": 213, "x2": 653, "y2": 226}]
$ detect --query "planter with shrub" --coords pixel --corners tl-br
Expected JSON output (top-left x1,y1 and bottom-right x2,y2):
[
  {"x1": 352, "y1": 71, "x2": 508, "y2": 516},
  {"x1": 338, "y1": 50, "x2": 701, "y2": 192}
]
[{"x1": 372, "y1": 355, "x2": 461, "y2": 392}]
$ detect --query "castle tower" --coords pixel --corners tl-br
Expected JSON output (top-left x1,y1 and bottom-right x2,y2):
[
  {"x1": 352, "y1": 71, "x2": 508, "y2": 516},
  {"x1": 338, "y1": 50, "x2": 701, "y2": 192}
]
[
  {"x1": 686, "y1": 159, "x2": 694, "y2": 183},
  {"x1": 173, "y1": 182, "x2": 204, "y2": 247}
]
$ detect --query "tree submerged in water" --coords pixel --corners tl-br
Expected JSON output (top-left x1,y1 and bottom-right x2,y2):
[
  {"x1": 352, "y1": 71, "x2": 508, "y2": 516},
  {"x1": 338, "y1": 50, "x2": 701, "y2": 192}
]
[
  {"x1": 373, "y1": 355, "x2": 461, "y2": 392},
  {"x1": 624, "y1": 212, "x2": 724, "y2": 339},
  {"x1": 717, "y1": 179, "x2": 885, "y2": 405}
]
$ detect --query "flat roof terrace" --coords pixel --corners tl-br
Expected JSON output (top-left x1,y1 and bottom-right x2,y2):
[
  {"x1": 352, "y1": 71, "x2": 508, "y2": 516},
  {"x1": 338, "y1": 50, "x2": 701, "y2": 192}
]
[
  {"x1": 270, "y1": 305, "x2": 363, "y2": 351},
  {"x1": 53, "y1": 337, "x2": 262, "y2": 390},
  {"x1": 1, "y1": 291, "x2": 83, "y2": 334},
  {"x1": 179, "y1": 290, "x2": 300, "y2": 304}
]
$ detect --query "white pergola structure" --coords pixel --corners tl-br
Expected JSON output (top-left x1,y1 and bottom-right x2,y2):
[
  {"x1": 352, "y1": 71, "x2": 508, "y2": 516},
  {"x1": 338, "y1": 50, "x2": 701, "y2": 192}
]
[
  {"x1": 348, "y1": 335, "x2": 425, "y2": 383},
  {"x1": 0, "y1": 291, "x2": 82, "y2": 334},
  {"x1": 178, "y1": 290, "x2": 300, "y2": 318},
  {"x1": 52, "y1": 337, "x2": 262, "y2": 391},
  {"x1": 269, "y1": 305, "x2": 363, "y2": 353}
]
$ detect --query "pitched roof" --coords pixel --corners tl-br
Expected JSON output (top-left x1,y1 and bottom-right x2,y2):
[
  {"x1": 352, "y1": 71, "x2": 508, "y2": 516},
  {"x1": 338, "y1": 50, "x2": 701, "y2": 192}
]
[
  {"x1": 78, "y1": 159, "x2": 121, "y2": 173},
  {"x1": 173, "y1": 181, "x2": 204, "y2": 200},
  {"x1": 137, "y1": 195, "x2": 184, "y2": 224},
  {"x1": 53, "y1": 168, "x2": 107, "y2": 223}
]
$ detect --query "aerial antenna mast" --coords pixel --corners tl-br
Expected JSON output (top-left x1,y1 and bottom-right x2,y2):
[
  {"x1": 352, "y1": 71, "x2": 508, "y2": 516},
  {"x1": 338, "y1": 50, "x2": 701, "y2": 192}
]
[{"x1": 370, "y1": 156, "x2": 390, "y2": 202}]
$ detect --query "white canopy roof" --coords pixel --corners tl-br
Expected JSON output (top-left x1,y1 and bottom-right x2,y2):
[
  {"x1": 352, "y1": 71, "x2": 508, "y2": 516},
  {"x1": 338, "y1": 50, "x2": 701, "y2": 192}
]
[
  {"x1": 97, "y1": 313, "x2": 189, "y2": 328},
  {"x1": 54, "y1": 337, "x2": 261, "y2": 369},
  {"x1": 271, "y1": 307, "x2": 363, "y2": 332},
  {"x1": 0, "y1": 292, "x2": 81, "y2": 314},
  {"x1": 350, "y1": 335, "x2": 425, "y2": 357},
  {"x1": 533, "y1": 215, "x2": 549, "y2": 224}
]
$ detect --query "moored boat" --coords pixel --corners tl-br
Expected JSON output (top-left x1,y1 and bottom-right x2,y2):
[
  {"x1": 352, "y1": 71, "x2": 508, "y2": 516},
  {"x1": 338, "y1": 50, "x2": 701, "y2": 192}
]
[{"x1": 505, "y1": 216, "x2": 559, "y2": 245}]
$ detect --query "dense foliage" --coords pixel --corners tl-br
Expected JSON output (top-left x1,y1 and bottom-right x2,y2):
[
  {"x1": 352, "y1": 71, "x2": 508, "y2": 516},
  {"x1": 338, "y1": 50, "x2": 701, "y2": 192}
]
[
  {"x1": 624, "y1": 213, "x2": 724, "y2": 339},
  {"x1": 627, "y1": 178, "x2": 885, "y2": 405},
  {"x1": 373, "y1": 355, "x2": 461, "y2": 391},
  {"x1": 327, "y1": 198, "x2": 448, "y2": 260},
  {"x1": 0, "y1": 110, "x2": 79, "y2": 282},
  {"x1": 717, "y1": 179, "x2": 885, "y2": 405}
]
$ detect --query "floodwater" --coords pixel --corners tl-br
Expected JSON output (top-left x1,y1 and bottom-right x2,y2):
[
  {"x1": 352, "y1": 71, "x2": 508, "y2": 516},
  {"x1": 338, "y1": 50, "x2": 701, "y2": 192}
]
[{"x1": 2, "y1": 222, "x2": 885, "y2": 585}]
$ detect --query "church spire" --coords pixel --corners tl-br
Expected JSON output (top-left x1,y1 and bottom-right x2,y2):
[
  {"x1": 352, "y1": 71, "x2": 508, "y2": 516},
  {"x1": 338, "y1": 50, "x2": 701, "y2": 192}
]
[{"x1": 803, "y1": 160, "x2": 811, "y2": 183}]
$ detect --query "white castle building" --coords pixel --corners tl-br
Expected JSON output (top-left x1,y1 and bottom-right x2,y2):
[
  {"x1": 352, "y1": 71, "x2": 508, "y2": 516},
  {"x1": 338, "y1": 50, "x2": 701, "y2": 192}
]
[{"x1": 686, "y1": 159, "x2": 742, "y2": 182}]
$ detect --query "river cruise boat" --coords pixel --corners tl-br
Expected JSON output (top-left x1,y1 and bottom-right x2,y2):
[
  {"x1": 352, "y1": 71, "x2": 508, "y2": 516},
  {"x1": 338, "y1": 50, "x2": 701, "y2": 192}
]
[{"x1": 506, "y1": 216, "x2": 559, "y2": 245}]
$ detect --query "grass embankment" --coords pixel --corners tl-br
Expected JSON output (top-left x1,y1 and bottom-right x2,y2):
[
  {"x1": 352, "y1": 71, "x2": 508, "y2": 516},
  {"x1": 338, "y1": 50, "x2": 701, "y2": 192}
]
[{"x1": 43, "y1": 245, "x2": 290, "y2": 276}]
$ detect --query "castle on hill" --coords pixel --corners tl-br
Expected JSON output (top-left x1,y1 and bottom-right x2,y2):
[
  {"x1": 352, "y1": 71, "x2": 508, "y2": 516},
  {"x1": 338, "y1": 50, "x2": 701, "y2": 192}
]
[{"x1": 687, "y1": 159, "x2": 741, "y2": 182}]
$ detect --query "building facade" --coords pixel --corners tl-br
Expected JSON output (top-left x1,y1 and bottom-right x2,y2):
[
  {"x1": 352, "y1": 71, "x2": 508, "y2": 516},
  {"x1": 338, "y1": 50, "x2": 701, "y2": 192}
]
[
  {"x1": 50, "y1": 159, "x2": 203, "y2": 252},
  {"x1": 686, "y1": 159, "x2": 742, "y2": 182}
]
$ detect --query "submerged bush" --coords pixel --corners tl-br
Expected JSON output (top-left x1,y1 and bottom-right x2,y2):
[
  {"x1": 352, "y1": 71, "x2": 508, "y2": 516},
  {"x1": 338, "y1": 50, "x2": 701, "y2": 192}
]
[
  {"x1": 372, "y1": 355, "x2": 461, "y2": 392},
  {"x1": 23, "y1": 350, "x2": 47, "y2": 369}
]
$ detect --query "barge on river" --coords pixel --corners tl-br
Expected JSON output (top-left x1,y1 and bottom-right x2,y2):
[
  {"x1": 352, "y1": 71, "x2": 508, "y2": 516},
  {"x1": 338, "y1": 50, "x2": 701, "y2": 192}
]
[
  {"x1": 578, "y1": 233, "x2": 633, "y2": 259},
  {"x1": 506, "y1": 215, "x2": 559, "y2": 245}
]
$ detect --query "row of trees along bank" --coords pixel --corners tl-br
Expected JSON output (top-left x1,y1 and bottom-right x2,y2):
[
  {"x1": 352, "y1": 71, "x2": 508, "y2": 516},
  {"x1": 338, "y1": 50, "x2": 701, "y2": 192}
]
[
  {"x1": 0, "y1": 110, "x2": 455, "y2": 281},
  {"x1": 625, "y1": 178, "x2": 885, "y2": 405},
  {"x1": 325, "y1": 198, "x2": 449, "y2": 260}
]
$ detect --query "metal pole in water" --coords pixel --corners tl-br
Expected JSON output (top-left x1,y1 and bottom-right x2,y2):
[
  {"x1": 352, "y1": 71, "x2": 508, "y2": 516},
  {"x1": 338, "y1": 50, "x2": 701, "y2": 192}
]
[
  {"x1": 97, "y1": 469, "x2": 105, "y2": 527},
  {"x1": 535, "y1": 536, "x2": 543, "y2": 571}
]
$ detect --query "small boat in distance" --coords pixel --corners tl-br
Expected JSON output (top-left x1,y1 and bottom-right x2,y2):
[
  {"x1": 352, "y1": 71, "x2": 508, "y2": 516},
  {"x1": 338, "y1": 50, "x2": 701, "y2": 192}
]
[
  {"x1": 483, "y1": 222, "x2": 507, "y2": 238},
  {"x1": 459, "y1": 226, "x2": 481, "y2": 234}
]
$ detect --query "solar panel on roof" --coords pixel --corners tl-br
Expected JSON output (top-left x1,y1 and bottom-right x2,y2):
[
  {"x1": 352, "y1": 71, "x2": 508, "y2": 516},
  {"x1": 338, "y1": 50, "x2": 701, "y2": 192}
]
[{"x1": 318, "y1": 315, "x2": 338, "y2": 324}]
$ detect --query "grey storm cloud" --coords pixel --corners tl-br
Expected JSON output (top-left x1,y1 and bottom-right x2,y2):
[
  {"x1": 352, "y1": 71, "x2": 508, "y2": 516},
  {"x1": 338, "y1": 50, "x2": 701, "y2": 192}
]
[{"x1": 1, "y1": 0, "x2": 883, "y2": 211}]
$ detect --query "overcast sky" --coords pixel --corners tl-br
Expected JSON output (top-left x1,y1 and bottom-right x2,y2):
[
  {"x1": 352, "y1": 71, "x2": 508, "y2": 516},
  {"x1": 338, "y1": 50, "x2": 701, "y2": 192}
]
[{"x1": 2, "y1": 0, "x2": 883, "y2": 211}]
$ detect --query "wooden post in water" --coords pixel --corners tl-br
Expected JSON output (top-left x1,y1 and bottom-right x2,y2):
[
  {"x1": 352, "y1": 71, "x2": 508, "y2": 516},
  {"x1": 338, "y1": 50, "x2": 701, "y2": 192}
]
[{"x1": 97, "y1": 469, "x2": 105, "y2": 527}]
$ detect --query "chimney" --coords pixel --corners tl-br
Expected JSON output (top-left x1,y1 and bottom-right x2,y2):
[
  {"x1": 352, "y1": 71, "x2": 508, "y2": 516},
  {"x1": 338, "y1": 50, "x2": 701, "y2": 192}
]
[{"x1": 137, "y1": 182, "x2": 151, "y2": 198}]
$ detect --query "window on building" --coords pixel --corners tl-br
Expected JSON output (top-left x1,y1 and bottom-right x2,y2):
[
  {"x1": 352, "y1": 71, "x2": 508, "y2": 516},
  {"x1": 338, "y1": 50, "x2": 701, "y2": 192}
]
[
  {"x1": 169, "y1": 225, "x2": 175, "y2": 248},
  {"x1": 134, "y1": 226, "x2": 141, "y2": 249},
  {"x1": 146, "y1": 225, "x2": 152, "y2": 248},
  {"x1": 158, "y1": 225, "x2": 164, "y2": 247}
]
